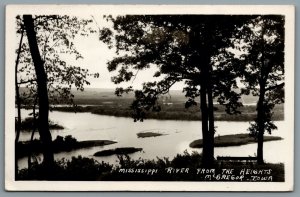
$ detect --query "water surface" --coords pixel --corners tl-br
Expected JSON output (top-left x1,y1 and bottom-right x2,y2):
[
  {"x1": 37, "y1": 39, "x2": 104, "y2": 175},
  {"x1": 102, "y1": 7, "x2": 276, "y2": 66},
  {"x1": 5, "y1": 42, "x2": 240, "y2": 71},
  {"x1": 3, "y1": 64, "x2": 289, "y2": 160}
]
[{"x1": 18, "y1": 109, "x2": 287, "y2": 169}]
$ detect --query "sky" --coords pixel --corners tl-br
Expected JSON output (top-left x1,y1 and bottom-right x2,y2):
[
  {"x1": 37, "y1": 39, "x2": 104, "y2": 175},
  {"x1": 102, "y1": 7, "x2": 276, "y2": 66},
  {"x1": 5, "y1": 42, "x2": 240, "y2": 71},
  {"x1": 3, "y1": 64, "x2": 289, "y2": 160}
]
[
  {"x1": 59, "y1": 15, "x2": 186, "y2": 91},
  {"x1": 16, "y1": 14, "x2": 250, "y2": 92},
  {"x1": 16, "y1": 14, "x2": 186, "y2": 91}
]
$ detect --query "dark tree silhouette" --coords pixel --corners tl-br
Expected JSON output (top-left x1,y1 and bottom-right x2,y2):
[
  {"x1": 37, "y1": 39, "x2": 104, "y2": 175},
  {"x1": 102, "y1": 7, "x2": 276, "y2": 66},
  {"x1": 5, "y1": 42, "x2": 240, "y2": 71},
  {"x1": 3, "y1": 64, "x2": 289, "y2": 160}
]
[
  {"x1": 234, "y1": 15, "x2": 285, "y2": 164},
  {"x1": 23, "y1": 15, "x2": 54, "y2": 169},
  {"x1": 16, "y1": 15, "x2": 97, "y2": 109},
  {"x1": 14, "y1": 27, "x2": 24, "y2": 177},
  {"x1": 100, "y1": 15, "x2": 251, "y2": 166},
  {"x1": 16, "y1": 14, "x2": 97, "y2": 176}
]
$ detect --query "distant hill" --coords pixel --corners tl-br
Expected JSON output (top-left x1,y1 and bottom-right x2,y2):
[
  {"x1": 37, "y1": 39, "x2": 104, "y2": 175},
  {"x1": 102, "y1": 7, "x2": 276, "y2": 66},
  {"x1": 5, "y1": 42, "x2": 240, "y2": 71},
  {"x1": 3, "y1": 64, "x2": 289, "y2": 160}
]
[
  {"x1": 19, "y1": 87, "x2": 258, "y2": 105},
  {"x1": 71, "y1": 88, "x2": 258, "y2": 105}
]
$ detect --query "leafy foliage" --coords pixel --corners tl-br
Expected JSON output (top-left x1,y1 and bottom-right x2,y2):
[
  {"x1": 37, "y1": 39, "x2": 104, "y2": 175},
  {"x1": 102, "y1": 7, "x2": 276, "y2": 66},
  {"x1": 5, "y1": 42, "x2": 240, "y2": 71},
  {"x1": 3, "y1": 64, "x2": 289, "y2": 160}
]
[
  {"x1": 17, "y1": 155, "x2": 113, "y2": 180},
  {"x1": 16, "y1": 15, "x2": 99, "y2": 108},
  {"x1": 99, "y1": 15, "x2": 251, "y2": 121},
  {"x1": 18, "y1": 117, "x2": 64, "y2": 131},
  {"x1": 99, "y1": 15, "x2": 260, "y2": 165},
  {"x1": 233, "y1": 16, "x2": 285, "y2": 137},
  {"x1": 17, "y1": 153, "x2": 284, "y2": 181},
  {"x1": 15, "y1": 14, "x2": 99, "y2": 172}
]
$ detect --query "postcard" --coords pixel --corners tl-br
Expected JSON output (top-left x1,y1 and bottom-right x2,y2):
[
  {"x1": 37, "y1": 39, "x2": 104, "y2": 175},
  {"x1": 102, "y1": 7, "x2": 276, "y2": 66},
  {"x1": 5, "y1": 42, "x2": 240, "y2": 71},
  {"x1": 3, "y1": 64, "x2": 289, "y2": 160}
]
[{"x1": 5, "y1": 4, "x2": 295, "y2": 191}]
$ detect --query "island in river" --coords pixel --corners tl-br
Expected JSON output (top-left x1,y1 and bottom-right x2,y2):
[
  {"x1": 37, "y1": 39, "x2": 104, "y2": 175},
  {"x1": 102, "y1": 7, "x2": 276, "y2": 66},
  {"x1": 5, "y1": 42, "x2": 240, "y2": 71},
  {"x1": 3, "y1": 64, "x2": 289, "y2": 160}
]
[
  {"x1": 190, "y1": 134, "x2": 283, "y2": 148},
  {"x1": 16, "y1": 136, "x2": 117, "y2": 158}
]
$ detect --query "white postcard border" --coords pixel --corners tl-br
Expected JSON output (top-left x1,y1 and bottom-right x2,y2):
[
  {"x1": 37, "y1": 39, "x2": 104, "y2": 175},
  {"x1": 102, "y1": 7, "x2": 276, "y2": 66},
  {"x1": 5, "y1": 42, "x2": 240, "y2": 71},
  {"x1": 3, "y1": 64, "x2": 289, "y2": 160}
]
[{"x1": 5, "y1": 4, "x2": 295, "y2": 191}]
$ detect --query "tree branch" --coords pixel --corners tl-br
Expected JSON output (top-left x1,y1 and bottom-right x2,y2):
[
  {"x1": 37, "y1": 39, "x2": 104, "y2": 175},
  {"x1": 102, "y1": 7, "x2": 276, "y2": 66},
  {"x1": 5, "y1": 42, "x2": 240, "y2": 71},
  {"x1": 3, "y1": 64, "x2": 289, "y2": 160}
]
[
  {"x1": 154, "y1": 78, "x2": 177, "y2": 95},
  {"x1": 48, "y1": 38, "x2": 61, "y2": 51},
  {"x1": 91, "y1": 15, "x2": 101, "y2": 31},
  {"x1": 42, "y1": 32, "x2": 51, "y2": 60},
  {"x1": 130, "y1": 69, "x2": 140, "y2": 86},
  {"x1": 265, "y1": 82, "x2": 285, "y2": 91},
  {"x1": 17, "y1": 79, "x2": 37, "y2": 85}
]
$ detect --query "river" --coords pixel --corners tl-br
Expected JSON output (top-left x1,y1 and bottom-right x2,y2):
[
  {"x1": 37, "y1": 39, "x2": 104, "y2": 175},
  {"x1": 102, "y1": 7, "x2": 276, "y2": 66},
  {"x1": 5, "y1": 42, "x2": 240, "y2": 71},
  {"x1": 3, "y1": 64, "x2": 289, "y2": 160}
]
[{"x1": 17, "y1": 109, "x2": 287, "y2": 169}]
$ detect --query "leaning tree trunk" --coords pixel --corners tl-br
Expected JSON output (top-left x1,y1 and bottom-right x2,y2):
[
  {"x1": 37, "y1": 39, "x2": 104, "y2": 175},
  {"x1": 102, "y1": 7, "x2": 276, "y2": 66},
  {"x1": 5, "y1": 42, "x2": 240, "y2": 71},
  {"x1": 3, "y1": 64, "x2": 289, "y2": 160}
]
[
  {"x1": 23, "y1": 15, "x2": 54, "y2": 170},
  {"x1": 15, "y1": 29, "x2": 24, "y2": 178},
  {"x1": 15, "y1": 30, "x2": 24, "y2": 144}
]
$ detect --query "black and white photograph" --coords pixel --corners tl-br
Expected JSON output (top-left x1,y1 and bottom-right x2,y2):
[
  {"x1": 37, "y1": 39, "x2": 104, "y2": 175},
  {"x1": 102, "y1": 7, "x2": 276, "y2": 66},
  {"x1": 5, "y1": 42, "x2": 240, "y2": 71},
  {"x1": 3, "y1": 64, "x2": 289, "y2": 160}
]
[{"x1": 5, "y1": 5, "x2": 294, "y2": 191}]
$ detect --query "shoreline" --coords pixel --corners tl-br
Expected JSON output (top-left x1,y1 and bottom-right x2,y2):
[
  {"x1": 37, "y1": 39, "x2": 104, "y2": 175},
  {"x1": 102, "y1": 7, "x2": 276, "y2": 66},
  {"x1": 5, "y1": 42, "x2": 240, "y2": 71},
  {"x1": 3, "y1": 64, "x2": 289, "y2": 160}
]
[
  {"x1": 190, "y1": 134, "x2": 283, "y2": 148},
  {"x1": 48, "y1": 104, "x2": 284, "y2": 122},
  {"x1": 16, "y1": 139, "x2": 117, "y2": 159}
]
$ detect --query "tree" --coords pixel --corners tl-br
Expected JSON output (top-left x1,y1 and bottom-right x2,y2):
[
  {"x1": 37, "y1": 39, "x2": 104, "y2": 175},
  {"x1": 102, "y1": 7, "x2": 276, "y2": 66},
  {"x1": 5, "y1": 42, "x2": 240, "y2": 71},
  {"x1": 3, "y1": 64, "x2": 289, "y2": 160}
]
[
  {"x1": 14, "y1": 25, "x2": 25, "y2": 177},
  {"x1": 16, "y1": 15, "x2": 96, "y2": 107},
  {"x1": 234, "y1": 15, "x2": 285, "y2": 164},
  {"x1": 100, "y1": 15, "x2": 249, "y2": 166},
  {"x1": 23, "y1": 14, "x2": 54, "y2": 170},
  {"x1": 16, "y1": 14, "x2": 97, "y2": 175}
]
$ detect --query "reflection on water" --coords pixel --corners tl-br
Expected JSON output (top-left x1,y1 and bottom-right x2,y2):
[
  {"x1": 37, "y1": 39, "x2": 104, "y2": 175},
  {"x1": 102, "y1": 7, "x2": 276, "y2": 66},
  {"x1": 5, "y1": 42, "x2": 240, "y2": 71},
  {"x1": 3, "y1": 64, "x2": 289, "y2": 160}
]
[{"x1": 18, "y1": 109, "x2": 287, "y2": 169}]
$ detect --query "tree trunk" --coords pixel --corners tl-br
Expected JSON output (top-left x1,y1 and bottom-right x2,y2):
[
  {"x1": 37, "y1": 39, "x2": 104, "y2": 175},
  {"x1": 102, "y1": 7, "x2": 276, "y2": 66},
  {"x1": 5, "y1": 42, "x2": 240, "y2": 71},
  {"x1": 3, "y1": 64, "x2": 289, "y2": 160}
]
[
  {"x1": 257, "y1": 81, "x2": 266, "y2": 164},
  {"x1": 23, "y1": 15, "x2": 54, "y2": 170},
  {"x1": 200, "y1": 68, "x2": 214, "y2": 167},
  {"x1": 15, "y1": 29, "x2": 24, "y2": 178},
  {"x1": 28, "y1": 96, "x2": 38, "y2": 170},
  {"x1": 257, "y1": 19, "x2": 266, "y2": 165},
  {"x1": 207, "y1": 75, "x2": 215, "y2": 162},
  {"x1": 15, "y1": 30, "x2": 24, "y2": 144},
  {"x1": 190, "y1": 28, "x2": 215, "y2": 166}
]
